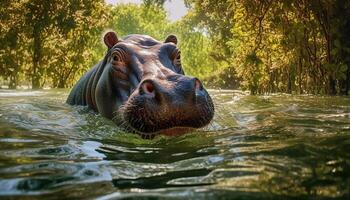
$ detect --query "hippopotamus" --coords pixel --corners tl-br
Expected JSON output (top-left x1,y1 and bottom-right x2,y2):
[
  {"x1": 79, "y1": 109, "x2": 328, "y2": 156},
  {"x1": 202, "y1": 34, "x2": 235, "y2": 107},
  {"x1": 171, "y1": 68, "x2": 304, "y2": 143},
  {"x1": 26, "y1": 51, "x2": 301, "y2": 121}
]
[{"x1": 67, "y1": 31, "x2": 214, "y2": 138}]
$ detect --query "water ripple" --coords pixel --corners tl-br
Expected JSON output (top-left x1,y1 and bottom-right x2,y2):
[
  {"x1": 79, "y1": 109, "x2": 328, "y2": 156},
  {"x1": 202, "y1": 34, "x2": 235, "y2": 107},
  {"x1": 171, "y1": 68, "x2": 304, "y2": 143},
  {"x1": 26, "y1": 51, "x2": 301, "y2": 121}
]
[{"x1": 0, "y1": 89, "x2": 349, "y2": 199}]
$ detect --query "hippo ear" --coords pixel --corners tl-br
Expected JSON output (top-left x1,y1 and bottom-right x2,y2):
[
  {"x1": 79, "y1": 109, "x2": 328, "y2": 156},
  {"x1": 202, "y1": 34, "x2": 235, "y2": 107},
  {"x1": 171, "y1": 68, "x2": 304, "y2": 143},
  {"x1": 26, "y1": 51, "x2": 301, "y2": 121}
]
[
  {"x1": 164, "y1": 34, "x2": 177, "y2": 45},
  {"x1": 104, "y1": 31, "x2": 119, "y2": 49}
]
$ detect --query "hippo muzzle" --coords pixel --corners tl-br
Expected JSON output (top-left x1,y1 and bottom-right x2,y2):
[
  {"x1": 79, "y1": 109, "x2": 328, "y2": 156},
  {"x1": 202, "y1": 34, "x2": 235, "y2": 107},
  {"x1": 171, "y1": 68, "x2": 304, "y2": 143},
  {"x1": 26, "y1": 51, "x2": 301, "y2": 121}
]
[{"x1": 67, "y1": 31, "x2": 214, "y2": 138}]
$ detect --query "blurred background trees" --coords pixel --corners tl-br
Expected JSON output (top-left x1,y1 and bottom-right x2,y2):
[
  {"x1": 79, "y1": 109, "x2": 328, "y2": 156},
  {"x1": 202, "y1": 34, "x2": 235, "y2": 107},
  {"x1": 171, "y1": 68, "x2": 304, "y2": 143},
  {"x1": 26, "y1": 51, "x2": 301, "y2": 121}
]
[
  {"x1": 1, "y1": 0, "x2": 106, "y2": 89},
  {"x1": 1, "y1": 0, "x2": 349, "y2": 95}
]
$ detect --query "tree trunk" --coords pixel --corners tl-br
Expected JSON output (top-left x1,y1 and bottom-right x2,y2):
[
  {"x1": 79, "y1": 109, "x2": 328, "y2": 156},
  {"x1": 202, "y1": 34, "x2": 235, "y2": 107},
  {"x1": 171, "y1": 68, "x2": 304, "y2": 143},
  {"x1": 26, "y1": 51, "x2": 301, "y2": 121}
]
[
  {"x1": 346, "y1": 66, "x2": 350, "y2": 95},
  {"x1": 58, "y1": 78, "x2": 66, "y2": 88},
  {"x1": 328, "y1": 75, "x2": 336, "y2": 95},
  {"x1": 32, "y1": 28, "x2": 42, "y2": 89},
  {"x1": 340, "y1": 64, "x2": 350, "y2": 95},
  {"x1": 8, "y1": 74, "x2": 17, "y2": 89}
]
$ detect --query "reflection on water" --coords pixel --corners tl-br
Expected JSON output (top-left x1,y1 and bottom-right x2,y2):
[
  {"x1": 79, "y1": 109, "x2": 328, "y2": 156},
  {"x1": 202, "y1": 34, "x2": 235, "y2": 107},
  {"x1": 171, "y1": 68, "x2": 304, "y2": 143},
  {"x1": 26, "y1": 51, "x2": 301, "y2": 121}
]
[{"x1": 0, "y1": 89, "x2": 349, "y2": 199}]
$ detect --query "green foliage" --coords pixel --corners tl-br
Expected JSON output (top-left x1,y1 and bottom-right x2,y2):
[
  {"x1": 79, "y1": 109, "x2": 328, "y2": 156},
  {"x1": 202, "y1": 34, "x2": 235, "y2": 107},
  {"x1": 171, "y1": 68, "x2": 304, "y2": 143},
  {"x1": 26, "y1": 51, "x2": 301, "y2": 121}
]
[
  {"x1": 109, "y1": 4, "x2": 168, "y2": 40},
  {"x1": 0, "y1": 1, "x2": 221, "y2": 89},
  {"x1": 143, "y1": 0, "x2": 167, "y2": 7},
  {"x1": 186, "y1": 0, "x2": 350, "y2": 95},
  {"x1": 0, "y1": 0, "x2": 107, "y2": 89},
  {"x1": 1, "y1": 0, "x2": 350, "y2": 95},
  {"x1": 168, "y1": 15, "x2": 219, "y2": 80}
]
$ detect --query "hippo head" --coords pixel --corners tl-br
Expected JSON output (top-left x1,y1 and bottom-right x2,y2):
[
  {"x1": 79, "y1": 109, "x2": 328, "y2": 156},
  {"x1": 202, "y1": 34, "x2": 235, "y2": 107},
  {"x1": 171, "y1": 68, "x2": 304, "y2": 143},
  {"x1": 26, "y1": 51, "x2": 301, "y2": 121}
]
[{"x1": 95, "y1": 31, "x2": 214, "y2": 138}]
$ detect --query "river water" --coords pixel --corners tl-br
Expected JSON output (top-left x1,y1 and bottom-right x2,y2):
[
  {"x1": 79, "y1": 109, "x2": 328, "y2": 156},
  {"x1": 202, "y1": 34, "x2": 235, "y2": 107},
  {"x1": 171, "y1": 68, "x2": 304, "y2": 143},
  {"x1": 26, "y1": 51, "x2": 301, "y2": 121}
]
[{"x1": 0, "y1": 89, "x2": 349, "y2": 199}]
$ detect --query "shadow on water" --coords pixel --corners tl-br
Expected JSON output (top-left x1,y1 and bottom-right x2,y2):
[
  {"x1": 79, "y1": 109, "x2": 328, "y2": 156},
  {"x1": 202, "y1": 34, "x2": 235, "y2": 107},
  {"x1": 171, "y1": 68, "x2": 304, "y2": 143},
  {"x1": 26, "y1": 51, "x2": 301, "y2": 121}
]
[
  {"x1": 0, "y1": 89, "x2": 349, "y2": 199},
  {"x1": 112, "y1": 168, "x2": 213, "y2": 189}
]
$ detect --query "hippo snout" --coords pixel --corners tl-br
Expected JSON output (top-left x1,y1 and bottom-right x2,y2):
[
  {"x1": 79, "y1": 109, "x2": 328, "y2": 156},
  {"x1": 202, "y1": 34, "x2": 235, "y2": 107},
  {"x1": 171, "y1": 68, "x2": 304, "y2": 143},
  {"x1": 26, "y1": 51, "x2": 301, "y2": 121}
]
[{"x1": 123, "y1": 76, "x2": 214, "y2": 136}]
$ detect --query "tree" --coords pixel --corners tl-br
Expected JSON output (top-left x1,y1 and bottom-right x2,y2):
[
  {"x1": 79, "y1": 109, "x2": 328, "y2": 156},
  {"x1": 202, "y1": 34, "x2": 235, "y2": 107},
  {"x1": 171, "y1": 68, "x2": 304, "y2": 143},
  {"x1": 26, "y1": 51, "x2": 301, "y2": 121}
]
[
  {"x1": 22, "y1": 0, "x2": 106, "y2": 89},
  {"x1": 0, "y1": 1, "x2": 30, "y2": 89},
  {"x1": 186, "y1": 0, "x2": 350, "y2": 95}
]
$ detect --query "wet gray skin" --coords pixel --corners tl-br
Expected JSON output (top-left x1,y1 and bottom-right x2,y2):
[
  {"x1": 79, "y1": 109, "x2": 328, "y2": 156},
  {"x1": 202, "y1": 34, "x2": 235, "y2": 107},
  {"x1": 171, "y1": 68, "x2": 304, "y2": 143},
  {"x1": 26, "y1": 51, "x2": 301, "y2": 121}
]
[{"x1": 67, "y1": 32, "x2": 214, "y2": 138}]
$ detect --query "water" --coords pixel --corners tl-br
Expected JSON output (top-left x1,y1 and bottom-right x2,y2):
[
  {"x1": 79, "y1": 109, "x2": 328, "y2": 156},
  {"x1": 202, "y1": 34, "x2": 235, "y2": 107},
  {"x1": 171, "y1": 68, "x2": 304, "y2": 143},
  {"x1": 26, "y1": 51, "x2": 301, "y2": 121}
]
[{"x1": 0, "y1": 89, "x2": 349, "y2": 199}]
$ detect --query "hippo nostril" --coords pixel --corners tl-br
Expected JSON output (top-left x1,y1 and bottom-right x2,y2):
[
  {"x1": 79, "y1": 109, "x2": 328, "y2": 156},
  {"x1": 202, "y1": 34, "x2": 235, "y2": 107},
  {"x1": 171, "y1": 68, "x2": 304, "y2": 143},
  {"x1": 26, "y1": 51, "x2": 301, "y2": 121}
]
[
  {"x1": 140, "y1": 81, "x2": 155, "y2": 97},
  {"x1": 144, "y1": 82, "x2": 154, "y2": 94}
]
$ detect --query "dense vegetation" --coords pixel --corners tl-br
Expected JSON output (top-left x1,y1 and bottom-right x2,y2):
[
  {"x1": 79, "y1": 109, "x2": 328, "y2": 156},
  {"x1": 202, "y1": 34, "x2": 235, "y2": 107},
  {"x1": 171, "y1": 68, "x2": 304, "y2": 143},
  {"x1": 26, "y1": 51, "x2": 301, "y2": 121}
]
[{"x1": 1, "y1": 0, "x2": 349, "y2": 95}]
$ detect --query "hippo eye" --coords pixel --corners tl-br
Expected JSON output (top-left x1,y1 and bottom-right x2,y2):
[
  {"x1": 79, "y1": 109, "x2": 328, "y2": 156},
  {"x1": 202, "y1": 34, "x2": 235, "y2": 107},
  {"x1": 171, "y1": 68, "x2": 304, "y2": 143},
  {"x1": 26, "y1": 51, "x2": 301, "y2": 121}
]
[
  {"x1": 113, "y1": 55, "x2": 120, "y2": 61},
  {"x1": 111, "y1": 48, "x2": 127, "y2": 65}
]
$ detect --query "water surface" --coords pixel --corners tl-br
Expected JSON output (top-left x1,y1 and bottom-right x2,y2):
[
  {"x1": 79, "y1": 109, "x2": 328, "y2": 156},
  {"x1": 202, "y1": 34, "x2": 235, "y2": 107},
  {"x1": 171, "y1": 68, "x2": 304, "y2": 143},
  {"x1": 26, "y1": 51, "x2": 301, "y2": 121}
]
[{"x1": 0, "y1": 89, "x2": 349, "y2": 199}]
